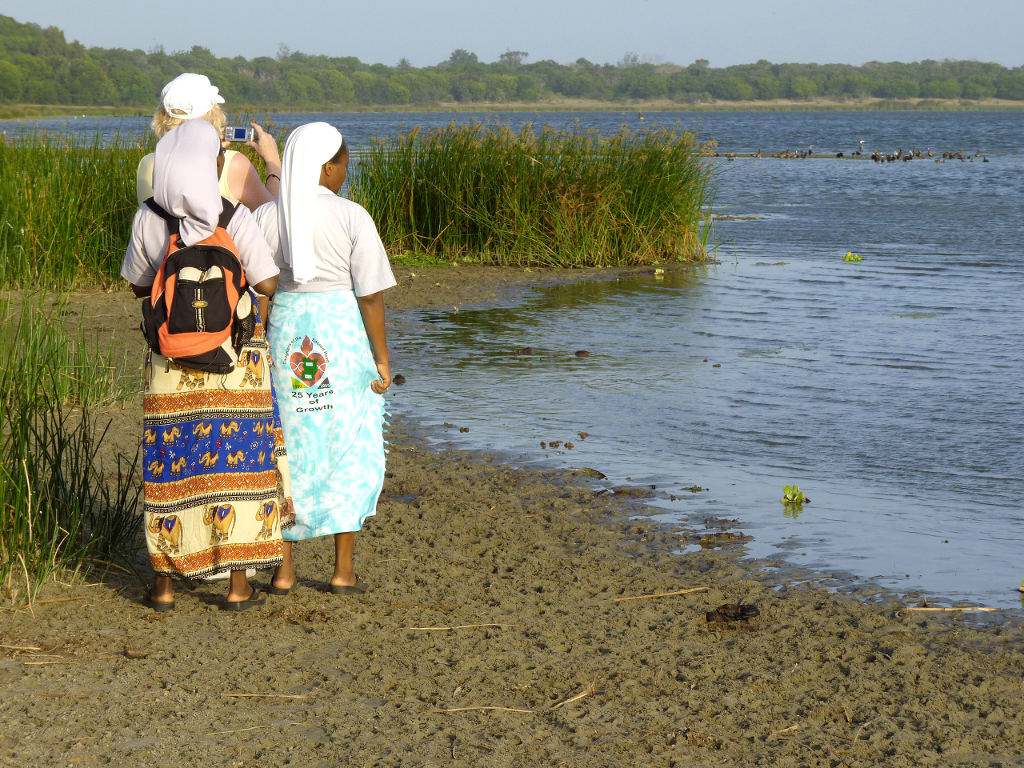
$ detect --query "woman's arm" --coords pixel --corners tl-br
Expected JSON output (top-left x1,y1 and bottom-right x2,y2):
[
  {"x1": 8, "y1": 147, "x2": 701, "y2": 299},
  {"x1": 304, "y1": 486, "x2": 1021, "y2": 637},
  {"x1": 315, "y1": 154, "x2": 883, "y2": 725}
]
[
  {"x1": 251, "y1": 277, "x2": 278, "y2": 329},
  {"x1": 230, "y1": 154, "x2": 274, "y2": 211},
  {"x1": 228, "y1": 124, "x2": 282, "y2": 210},
  {"x1": 130, "y1": 284, "x2": 152, "y2": 298},
  {"x1": 356, "y1": 291, "x2": 391, "y2": 394}
]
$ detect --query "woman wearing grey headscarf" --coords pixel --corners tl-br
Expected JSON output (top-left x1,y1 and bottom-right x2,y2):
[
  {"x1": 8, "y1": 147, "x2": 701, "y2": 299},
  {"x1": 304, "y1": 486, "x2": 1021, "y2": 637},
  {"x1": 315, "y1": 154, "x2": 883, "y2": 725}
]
[
  {"x1": 122, "y1": 119, "x2": 292, "y2": 611},
  {"x1": 255, "y1": 122, "x2": 395, "y2": 595}
]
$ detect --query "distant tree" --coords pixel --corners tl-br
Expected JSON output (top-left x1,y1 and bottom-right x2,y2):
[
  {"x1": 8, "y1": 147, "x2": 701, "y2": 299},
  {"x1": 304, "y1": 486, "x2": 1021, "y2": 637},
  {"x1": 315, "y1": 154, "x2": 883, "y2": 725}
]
[
  {"x1": 314, "y1": 69, "x2": 356, "y2": 103},
  {"x1": 995, "y1": 70, "x2": 1024, "y2": 99},
  {"x1": 447, "y1": 49, "x2": 478, "y2": 67},
  {"x1": 710, "y1": 75, "x2": 755, "y2": 101},
  {"x1": 787, "y1": 75, "x2": 818, "y2": 99},
  {"x1": 961, "y1": 74, "x2": 996, "y2": 99},
  {"x1": 878, "y1": 78, "x2": 919, "y2": 99},
  {"x1": 499, "y1": 50, "x2": 528, "y2": 67},
  {"x1": 0, "y1": 59, "x2": 22, "y2": 101},
  {"x1": 920, "y1": 78, "x2": 961, "y2": 99}
]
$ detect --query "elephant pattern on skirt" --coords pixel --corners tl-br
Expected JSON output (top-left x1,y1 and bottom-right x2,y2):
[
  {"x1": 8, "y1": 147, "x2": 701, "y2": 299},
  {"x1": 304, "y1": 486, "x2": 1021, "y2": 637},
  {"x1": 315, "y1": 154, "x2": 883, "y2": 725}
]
[
  {"x1": 148, "y1": 515, "x2": 182, "y2": 554},
  {"x1": 176, "y1": 368, "x2": 207, "y2": 391},
  {"x1": 255, "y1": 500, "x2": 278, "y2": 540},
  {"x1": 239, "y1": 350, "x2": 265, "y2": 388},
  {"x1": 142, "y1": 414, "x2": 278, "y2": 481},
  {"x1": 204, "y1": 504, "x2": 236, "y2": 544}
]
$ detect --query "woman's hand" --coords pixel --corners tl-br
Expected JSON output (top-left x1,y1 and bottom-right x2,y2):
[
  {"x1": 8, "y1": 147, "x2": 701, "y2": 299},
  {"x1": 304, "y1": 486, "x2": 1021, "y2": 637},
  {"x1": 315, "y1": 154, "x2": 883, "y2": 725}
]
[
  {"x1": 248, "y1": 123, "x2": 282, "y2": 168},
  {"x1": 371, "y1": 361, "x2": 391, "y2": 394}
]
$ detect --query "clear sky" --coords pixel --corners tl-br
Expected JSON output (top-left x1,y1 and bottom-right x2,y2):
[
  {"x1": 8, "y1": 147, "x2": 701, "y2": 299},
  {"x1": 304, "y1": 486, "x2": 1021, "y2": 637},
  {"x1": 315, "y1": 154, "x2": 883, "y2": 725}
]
[{"x1": 2, "y1": 0, "x2": 1021, "y2": 68}]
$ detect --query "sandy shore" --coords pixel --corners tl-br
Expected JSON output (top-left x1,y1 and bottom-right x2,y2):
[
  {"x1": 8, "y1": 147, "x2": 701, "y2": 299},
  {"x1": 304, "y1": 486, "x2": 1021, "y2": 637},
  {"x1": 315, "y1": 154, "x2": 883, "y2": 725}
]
[{"x1": 2, "y1": 268, "x2": 1023, "y2": 767}]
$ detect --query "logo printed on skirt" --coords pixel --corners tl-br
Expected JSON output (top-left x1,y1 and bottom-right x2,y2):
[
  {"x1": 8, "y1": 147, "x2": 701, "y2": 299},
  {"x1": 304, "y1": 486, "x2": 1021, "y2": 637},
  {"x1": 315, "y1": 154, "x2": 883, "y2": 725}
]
[{"x1": 286, "y1": 335, "x2": 331, "y2": 390}]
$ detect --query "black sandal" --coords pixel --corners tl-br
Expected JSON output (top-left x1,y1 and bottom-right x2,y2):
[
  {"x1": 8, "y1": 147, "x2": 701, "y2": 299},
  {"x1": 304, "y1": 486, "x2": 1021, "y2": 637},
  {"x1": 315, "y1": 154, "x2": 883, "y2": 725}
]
[
  {"x1": 328, "y1": 577, "x2": 367, "y2": 595},
  {"x1": 143, "y1": 591, "x2": 175, "y2": 612},
  {"x1": 221, "y1": 587, "x2": 266, "y2": 611}
]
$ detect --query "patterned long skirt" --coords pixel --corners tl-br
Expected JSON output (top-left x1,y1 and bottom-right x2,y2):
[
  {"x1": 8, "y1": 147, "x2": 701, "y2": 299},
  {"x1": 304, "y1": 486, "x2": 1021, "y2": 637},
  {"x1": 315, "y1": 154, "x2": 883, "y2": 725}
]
[
  {"x1": 142, "y1": 317, "x2": 294, "y2": 579},
  {"x1": 267, "y1": 290, "x2": 387, "y2": 541}
]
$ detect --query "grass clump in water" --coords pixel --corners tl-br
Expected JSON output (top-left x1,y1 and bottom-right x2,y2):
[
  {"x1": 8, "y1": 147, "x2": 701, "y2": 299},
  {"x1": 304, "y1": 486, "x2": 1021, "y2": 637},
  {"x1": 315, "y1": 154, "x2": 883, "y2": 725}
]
[
  {"x1": 0, "y1": 295, "x2": 141, "y2": 605},
  {"x1": 351, "y1": 122, "x2": 714, "y2": 267}
]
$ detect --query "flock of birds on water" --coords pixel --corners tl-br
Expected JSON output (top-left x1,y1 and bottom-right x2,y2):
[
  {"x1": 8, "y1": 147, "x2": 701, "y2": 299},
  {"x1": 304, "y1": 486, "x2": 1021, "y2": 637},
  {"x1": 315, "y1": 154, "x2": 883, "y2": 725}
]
[{"x1": 713, "y1": 139, "x2": 989, "y2": 163}]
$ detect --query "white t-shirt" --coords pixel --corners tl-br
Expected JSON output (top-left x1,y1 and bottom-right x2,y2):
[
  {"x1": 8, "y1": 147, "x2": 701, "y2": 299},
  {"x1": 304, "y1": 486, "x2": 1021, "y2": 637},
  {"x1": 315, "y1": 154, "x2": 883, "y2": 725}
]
[
  {"x1": 254, "y1": 188, "x2": 396, "y2": 296},
  {"x1": 121, "y1": 202, "x2": 280, "y2": 288}
]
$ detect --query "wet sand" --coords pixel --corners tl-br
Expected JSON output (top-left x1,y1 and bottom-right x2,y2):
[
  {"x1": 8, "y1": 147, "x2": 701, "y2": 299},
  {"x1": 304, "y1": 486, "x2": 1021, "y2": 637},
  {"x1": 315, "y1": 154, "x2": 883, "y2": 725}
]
[{"x1": 3, "y1": 268, "x2": 1023, "y2": 767}]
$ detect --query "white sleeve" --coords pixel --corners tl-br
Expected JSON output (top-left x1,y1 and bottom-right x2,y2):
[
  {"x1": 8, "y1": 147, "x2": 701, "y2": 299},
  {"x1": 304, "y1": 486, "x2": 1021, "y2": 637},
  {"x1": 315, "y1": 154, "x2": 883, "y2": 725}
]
[
  {"x1": 349, "y1": 205, "x2": 396, "y2": 297},
  {"x1": 120, "y1": 208, "x2": 158, "y2": 286},
  {"x1": 228, "y1": 205, "x2": 280, "y2": 286}
]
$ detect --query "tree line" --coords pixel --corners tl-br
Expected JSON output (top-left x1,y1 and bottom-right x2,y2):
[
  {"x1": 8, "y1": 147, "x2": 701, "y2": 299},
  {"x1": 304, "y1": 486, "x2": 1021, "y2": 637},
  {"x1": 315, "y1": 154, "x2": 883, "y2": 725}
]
[{"x1": 2, "y1": 15, "x2": 1023, "y2": 108}]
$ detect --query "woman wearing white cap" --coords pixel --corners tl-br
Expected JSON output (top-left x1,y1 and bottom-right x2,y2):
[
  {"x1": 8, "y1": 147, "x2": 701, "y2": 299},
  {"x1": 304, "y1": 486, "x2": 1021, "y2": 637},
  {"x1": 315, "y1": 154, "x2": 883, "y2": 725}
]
[
  {"x1": 135, "y1": 72, "x2": 282, "y2": 212},
  {"x1": 122, "y1": 119, "x2": 291, "y2": 611},
  {"x1": 254, "y1": 122, "x2": 395, "y2": 595}
]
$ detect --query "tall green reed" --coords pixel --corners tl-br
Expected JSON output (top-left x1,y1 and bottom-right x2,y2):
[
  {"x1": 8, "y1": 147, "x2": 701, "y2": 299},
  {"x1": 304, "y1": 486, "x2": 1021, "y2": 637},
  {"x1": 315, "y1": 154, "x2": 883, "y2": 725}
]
[
  {"x1": 0, "y1": 295, "x2": 141, "y2": 604},
  {"x1": 351, "y1": 122, "x2": 715, "y2": 267},
  {"x1": 0, "y1": 122, "x2": 714, "y2": 288},
  {"x1": 0, "y1": 131, "x2": 149, "y2": 289}
]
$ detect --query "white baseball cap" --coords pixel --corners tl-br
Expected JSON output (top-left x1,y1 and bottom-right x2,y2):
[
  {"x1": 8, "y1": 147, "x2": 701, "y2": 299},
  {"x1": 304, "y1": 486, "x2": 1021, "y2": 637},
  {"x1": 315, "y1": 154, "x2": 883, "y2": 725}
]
[{"x1": 160, "y1": 73, "x2": 225, "y2": 119}]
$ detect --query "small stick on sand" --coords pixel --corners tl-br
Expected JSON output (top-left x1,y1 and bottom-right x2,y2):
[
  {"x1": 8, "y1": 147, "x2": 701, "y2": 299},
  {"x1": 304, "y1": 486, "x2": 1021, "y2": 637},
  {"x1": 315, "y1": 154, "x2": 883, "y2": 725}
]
[
  {"x1": 1, "y1": 644, "x2": 42, "y2": 652},
  {"x1": 20, "y1": 596, "x2": 89, "y2": 608},
  {"x1": 769, "y1": 724, "x2": 800, "y2": 737},
  {"x1": 903, "y1": 606, "x2": 998, "y2": 613},
  {"x1": 23, "y1": 660, "x2": 70, "y2": 666},
  {"x1": 208, "y1": 722, "x2": 304, "y2": 736},
  {"x1": 224, "y1": 693, "x2": 312, "y2": 700},
  {"x1": 434, "y1": 706, "x2": 534, "y2": 714},
  {"x1": 854, "y1": 720, "x2": 874, "y2": 741},
  {"x1": 614, "y1": 587, "x2": 708, "y2": 603},
  {"x1": 548, "y1": 682, "x2": 596, "y2": 711},
  {"x1": 91, "y1": 559, "x2": 133, "y2": 575},
  {"x1": 407, "y1": 623, "x2": 511, "y2": 631}
]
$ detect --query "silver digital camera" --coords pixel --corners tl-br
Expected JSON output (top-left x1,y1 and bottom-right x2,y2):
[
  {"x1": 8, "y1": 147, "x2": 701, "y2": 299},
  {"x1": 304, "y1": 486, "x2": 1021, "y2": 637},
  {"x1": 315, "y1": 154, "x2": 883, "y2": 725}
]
[{"x1": 223, "y1": 126, "x2": 254, "y2": 143}]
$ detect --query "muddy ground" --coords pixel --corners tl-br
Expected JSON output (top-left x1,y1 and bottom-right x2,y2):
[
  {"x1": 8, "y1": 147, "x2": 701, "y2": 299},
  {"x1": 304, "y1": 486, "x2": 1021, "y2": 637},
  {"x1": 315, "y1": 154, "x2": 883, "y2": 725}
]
[{"x1": 2, "y1": 267, "x2": 1023, "y2": 767}]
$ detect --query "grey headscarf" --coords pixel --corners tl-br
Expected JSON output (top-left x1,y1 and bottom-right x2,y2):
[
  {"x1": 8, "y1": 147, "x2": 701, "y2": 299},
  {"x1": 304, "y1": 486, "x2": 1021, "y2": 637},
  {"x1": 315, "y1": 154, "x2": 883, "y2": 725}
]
[{"x1": 153, "y1": 119, "x2": 222, "y2": 245}]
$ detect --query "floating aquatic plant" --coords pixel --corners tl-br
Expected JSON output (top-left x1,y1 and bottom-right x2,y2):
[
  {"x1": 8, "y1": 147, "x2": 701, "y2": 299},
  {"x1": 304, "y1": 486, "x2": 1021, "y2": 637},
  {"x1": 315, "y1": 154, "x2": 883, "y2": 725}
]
[
  {"x1": 781, "y1": 484, "x2": 806, "y2": 504},
  {"x1": 843, "y1": 251, "x2": 863, "y2": 262}
]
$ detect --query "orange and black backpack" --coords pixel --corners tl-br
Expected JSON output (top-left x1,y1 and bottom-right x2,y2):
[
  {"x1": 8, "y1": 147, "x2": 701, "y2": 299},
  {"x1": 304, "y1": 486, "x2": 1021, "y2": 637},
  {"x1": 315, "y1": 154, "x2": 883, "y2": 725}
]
[{"x1": 140, "y1": 197, "x2": 255, "y2": 373}]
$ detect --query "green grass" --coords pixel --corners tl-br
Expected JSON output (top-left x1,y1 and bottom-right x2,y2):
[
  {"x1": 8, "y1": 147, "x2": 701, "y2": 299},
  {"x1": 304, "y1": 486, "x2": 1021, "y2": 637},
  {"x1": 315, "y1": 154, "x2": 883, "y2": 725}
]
[
  {"x1": 0, "y1": 122, "x2": 714, "y2": 288},
  {"x1": 0, "y1": 295, "x2": 141, "y2": 605},
  {"x1": 353, "y1": 121, "x2": 714, "y2": 267},
  {"x1": 0, "y1": 131, "x2": 151, "y2": 289}
]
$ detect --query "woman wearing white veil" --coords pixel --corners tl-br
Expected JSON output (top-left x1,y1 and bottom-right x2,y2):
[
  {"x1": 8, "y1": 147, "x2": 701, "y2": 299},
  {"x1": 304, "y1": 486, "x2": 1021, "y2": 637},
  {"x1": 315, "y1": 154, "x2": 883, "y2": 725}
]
[{"x1": 255, "y1": 122, "x2": 395, "y2": 595}]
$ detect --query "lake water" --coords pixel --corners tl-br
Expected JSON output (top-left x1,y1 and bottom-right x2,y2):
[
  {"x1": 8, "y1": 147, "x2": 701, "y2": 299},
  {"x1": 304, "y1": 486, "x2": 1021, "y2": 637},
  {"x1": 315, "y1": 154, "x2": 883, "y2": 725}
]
[{"x1": 10, "y1": 109, "x2": 1023, "y2": 609}]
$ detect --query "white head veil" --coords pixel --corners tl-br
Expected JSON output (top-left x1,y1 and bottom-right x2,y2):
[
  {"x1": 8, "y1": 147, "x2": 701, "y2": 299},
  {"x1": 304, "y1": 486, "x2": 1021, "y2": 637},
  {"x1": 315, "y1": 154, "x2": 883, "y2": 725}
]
[
  {"x1": 278, "y1": 122, "x2": 344, "y2": 285},
  {"x1": 153, "y1": 119, "x2": 222, "y2": 246}
]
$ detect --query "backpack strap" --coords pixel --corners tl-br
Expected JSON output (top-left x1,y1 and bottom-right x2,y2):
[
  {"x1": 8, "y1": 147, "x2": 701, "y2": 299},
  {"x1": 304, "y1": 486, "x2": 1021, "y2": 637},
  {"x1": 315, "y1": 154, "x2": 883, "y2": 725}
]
[
  {"x1": 143, "y1": 197, "x2": 180, "y2": 235},
  {"x1": 144, "y1": 196, "x2": 237, "y2": 235},
  {"x1": 217, "y1": 198, "x2": 237, "y2": 229}
]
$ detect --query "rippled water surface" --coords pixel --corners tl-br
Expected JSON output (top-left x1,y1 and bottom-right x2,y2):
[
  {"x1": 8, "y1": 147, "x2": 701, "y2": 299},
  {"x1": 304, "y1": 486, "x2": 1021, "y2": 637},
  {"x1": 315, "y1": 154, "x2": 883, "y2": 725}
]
[{"x1": 14, "y1": 110, "x2": 1023, "y2": 608}]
